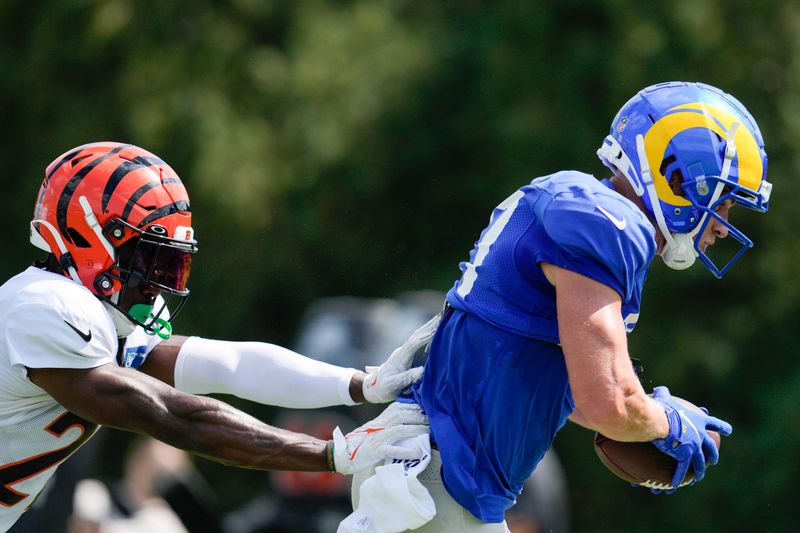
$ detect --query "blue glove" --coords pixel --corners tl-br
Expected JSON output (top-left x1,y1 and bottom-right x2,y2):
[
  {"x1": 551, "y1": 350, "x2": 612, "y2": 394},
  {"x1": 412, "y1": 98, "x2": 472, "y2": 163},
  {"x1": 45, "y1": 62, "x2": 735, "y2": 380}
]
[{"x1": 649, "y1": 386, "x2": 733, "y2": 493}]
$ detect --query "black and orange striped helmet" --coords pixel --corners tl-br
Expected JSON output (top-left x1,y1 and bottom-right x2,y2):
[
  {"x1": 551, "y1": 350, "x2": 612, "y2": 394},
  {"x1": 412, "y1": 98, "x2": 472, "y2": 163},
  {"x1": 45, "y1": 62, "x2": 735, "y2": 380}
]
[{"x1": 30, "y1": 142, "x2": 197, "y2": 335}]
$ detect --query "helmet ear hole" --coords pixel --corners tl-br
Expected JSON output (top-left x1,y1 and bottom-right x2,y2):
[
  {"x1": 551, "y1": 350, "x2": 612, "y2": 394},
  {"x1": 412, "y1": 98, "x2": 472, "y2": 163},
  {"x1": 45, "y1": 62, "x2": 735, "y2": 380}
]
[
  {"x1": 66, "y1": 227, "x2": 91, "y2": 248},
  {"x1": 659, "y1": 155, "x2": 686, "y2": 198},
  {"x1": 668, "y1": 170, "x2": 685, "y2": 197},
  {"x1": 659, "y1": 154, "x2": 676, "y2": 175}
]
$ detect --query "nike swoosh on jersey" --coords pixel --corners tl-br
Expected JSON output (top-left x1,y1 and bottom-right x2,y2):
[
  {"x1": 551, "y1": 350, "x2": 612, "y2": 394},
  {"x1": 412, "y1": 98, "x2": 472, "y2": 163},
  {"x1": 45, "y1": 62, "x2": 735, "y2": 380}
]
[
  {"x1": 596, "y1": 205, "x2": 627, "y2": 230},
  {"x1": 64, "y1": 320, "x2": 93, "y2": 342}
]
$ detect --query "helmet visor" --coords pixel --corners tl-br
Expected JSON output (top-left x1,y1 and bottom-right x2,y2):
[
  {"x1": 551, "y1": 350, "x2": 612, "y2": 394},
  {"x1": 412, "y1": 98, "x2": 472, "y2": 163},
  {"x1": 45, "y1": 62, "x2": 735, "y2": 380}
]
[{"x1": 130, "y1": 237, "x2": 195, "y2": 293}]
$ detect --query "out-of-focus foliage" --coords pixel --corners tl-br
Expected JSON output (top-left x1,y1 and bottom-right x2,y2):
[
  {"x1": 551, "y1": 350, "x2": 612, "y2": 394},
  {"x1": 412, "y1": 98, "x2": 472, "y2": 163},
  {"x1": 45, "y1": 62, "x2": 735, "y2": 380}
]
[{"x1": 1, "y1": 0, "x2": 798, "y2": 530}]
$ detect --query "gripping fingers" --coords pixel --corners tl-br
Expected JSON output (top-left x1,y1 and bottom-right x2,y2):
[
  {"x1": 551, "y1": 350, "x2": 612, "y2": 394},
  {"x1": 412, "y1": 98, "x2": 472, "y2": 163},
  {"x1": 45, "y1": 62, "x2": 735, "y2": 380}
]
[
  {"x1": 381, "y1": 424, "x2": 429, "y2": 442},
  {"x1": 690, "y1": 448, "x2": 707, "y2": 483},
  {"x1": 412, "y1": 314, "x2": 441, "y2": 345},
  {"x1": 705, "y1": 415, "x2": 733, "y2": 436},
  {"x1": 382, "y1": 443, "x2": 425, "y2": 460},
  {"x1": 388, "y1": 344, "x2": 415, "y2": 367},
  {"x1": 392, "y1": 314, "x2": 440, "y2": 363},
  {"x1": 671, "y1": 455, "x2": 691, "y2": 490},
  {"x1": 379, "y1": 403, "x2": 429, "y2": 425},
  {"x1": 395, "y1": 367, "x2": 424, "y2": 389},
  {"x1": 702, "y1": 433, "x2": 720, "y2": 465}
]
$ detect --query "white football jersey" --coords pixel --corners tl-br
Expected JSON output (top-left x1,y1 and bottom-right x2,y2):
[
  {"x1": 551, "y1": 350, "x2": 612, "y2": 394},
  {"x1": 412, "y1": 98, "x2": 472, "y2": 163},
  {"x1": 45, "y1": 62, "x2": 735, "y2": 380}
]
[{"x1": 0, "y1": 267, "x2": 162, "y2": 532}]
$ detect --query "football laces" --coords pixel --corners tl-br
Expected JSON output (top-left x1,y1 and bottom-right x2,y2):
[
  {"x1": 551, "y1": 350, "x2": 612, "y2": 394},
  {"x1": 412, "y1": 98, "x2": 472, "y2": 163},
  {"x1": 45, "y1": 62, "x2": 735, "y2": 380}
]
[{"x1": 640, "y1": 478, "x2": 691, "y2": 490}]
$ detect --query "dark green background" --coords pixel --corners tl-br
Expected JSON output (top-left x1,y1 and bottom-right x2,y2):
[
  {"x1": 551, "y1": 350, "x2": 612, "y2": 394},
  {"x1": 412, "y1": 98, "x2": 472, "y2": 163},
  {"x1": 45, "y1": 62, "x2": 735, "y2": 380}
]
[{"x1": 1, "y1": 1, "x2": 797, "y2": 531}]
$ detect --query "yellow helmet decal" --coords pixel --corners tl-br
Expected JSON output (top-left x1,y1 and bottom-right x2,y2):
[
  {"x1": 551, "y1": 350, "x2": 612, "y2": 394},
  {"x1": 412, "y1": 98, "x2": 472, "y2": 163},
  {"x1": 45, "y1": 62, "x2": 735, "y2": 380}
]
[{"x1": 643, "y1": 102, "x2": 764, "y2": 206}]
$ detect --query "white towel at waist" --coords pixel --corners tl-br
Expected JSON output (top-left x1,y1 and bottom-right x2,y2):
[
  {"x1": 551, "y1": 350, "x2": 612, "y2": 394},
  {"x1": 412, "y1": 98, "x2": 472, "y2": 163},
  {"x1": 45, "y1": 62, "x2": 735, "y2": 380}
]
[{"x1": 338, "y1": 433, "x2": 435, "y2": 533}]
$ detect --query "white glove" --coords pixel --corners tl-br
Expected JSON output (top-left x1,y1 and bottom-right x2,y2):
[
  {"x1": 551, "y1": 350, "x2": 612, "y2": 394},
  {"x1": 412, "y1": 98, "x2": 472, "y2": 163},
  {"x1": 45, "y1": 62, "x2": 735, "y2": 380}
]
[
  {"x1": 332, "y1": 402, "x2": 429, "y2": 475},
  {"x1": 362, "y1": 313, "x2": 441, "y2": 403}
]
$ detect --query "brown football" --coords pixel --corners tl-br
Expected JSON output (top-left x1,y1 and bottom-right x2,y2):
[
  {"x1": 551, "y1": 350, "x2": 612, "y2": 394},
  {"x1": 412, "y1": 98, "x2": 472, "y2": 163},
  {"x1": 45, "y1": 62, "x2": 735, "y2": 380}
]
[{"x1": 593, "y1": 397, "x2": 722, "y2": 491}]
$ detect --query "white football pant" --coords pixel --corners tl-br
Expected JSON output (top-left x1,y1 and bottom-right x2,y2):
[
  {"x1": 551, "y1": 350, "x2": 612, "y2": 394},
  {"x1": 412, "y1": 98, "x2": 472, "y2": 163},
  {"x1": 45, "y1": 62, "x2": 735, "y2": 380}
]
[{"x1": 351, "y1": 449, "x2": 511, "y2": 533}]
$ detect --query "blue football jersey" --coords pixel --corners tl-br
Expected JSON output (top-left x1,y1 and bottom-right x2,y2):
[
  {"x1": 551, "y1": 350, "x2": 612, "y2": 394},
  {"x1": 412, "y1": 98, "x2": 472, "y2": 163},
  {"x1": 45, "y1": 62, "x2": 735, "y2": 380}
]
[
  {"x1": 411, "y1": 171, "x2": 656, "y2": 523},
  {"x1": 447, "y1": 170, "x2": 656, "y2": 342}
]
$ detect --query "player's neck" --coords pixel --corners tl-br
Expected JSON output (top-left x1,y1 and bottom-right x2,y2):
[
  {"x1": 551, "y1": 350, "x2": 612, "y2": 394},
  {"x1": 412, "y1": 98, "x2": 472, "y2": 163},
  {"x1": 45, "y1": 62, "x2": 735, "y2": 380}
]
[
  {"x1": 32, "y1": 254, "x2": 65, "y2": 275},
  {"x1": 608, "y1": 172, "x2": 666, "y2": 251}
]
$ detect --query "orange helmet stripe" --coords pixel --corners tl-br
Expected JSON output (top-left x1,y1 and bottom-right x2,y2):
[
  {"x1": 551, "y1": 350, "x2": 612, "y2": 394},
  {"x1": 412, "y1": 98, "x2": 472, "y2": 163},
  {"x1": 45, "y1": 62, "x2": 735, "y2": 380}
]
[
  {"x1": 100, "y1": 155, "x2": 167, "y2": 212},
  {"x1": 55, "y1": 145, "x2": 129, "y2": 243}
]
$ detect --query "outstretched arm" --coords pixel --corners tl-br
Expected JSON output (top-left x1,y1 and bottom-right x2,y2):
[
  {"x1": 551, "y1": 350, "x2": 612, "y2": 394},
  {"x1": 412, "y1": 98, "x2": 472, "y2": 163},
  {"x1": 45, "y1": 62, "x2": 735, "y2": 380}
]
[
  {"x1": 139, "y1": 314, "x2": 438, "y2": 408},
  {"x1": 29, "y1": 364, "x2": 329, "y2": 471},
  {"x1": 142, "y1": 336, "x2": 367, "y2": 407},
  {"x1": 28, "y1": 364, "x2": 427, "y2": 474}
]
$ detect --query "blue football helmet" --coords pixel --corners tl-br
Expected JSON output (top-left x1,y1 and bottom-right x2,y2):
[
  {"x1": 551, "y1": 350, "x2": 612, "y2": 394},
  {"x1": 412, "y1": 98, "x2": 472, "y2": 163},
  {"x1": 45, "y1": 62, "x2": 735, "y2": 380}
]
[{"x1": 597, "y1": 81, "x2": 772, "y2": 277}]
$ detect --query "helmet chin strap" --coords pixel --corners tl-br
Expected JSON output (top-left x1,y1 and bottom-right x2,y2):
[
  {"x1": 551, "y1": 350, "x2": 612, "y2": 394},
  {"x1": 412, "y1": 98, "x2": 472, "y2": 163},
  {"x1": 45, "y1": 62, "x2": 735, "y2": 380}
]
[
  {"x1": 29, "y1": 219, "x2": 82, "y2": 282},
  {"x1": 30, "y1": 196, "x2": 117, "y2": 285},
  {"x1": 660, "y1": 233, "x2": 697, "y2": 270},
  {"x1": 599, "y1": 134, "x2": 694, "y2": 269},
  {"x1": 663, "y1": 180, "x2": 727, "y2": 270},
  {"x1": 633, "y1": 134, "x2": 696, "y2": 270},
  {"x1": 78, "y1": 196, "x2": 115, "y2": 258}
]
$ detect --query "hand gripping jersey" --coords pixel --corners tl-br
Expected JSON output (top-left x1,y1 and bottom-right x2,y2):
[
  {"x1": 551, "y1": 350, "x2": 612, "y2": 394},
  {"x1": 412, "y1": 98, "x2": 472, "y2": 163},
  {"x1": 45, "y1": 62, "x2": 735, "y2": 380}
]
[
  {"x1": 411, "y1": 171, "x2": 656, "y2": 522},
  {"x1": 0, "y1": 267, "x2": 161, "y2": 531}
]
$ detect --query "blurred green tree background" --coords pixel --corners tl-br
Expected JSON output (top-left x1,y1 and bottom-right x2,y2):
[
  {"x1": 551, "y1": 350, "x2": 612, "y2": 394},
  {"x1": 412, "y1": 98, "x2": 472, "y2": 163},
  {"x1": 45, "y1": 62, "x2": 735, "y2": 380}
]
[{"x1": 1, "y1": 0, "x2": 798, "y2": 530}]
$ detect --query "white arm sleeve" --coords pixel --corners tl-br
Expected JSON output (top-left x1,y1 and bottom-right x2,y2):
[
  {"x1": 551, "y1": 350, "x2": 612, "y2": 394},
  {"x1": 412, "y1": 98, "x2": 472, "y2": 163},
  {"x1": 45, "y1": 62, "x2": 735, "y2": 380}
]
[{"x1": 173, "y1": 336, "x2": 359, "y2": 408}]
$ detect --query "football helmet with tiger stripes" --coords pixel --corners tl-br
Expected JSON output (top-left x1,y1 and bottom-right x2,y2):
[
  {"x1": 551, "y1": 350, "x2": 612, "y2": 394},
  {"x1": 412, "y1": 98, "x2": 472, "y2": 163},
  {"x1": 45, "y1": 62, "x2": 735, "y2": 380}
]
[
  {"x1": 597, "y1": 82, "x2": 772, "y2": 277},
  {"x1": 30, "y1": 142, "x2": 197, "y2": 337}
]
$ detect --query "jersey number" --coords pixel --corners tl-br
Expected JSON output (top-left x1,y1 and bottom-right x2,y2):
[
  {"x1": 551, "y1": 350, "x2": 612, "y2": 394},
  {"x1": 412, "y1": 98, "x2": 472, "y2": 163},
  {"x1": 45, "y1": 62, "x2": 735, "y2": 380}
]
[
  {"x1": 457, "y1": 190, "x2": 525, "y2": 298},
  {"x1": 0, "y1": 411, "x2": 98, "y2": 507}
]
